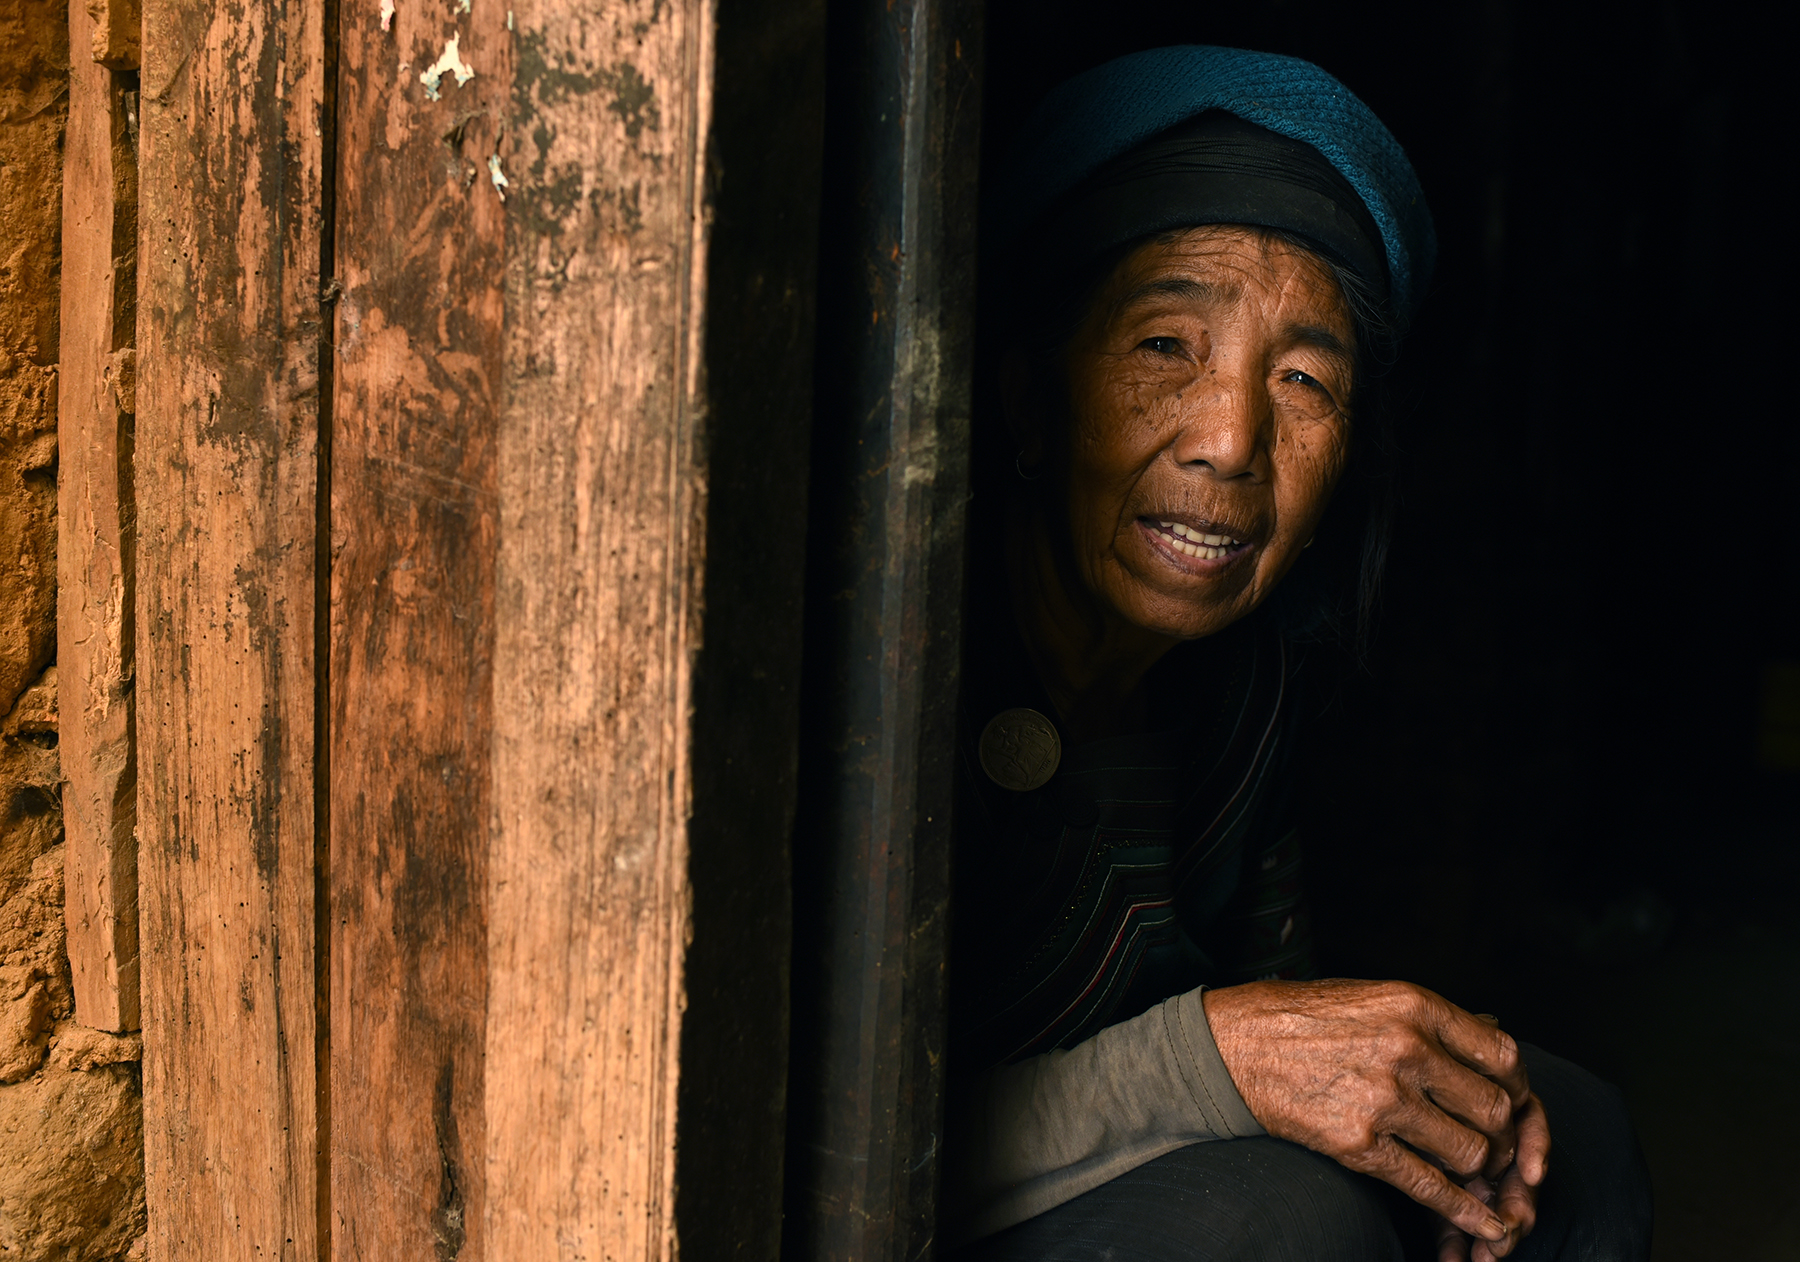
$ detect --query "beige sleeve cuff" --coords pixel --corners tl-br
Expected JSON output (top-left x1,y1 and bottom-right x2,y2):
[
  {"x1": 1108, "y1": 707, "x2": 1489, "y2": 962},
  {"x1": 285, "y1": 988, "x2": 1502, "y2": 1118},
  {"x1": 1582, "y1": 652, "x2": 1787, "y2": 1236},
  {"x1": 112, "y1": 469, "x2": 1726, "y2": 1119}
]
[{"x1": 945, "y1": 986, "x2": 1264, "y2": 1246}]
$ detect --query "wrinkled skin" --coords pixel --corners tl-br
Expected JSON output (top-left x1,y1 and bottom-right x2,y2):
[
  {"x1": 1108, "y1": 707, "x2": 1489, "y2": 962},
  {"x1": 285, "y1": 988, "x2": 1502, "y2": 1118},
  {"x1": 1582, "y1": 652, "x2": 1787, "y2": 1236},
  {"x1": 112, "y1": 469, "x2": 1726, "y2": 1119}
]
[
  {"x1": 1006, "y1": 226, "x2": 1547, "y2": 1255},
  {"x1": 1005, "y1": 225, "x2": 1357, "y2": 739},
  {"x1": 1205, "y1": 981, "x2": 1549, "y2": 1259}
]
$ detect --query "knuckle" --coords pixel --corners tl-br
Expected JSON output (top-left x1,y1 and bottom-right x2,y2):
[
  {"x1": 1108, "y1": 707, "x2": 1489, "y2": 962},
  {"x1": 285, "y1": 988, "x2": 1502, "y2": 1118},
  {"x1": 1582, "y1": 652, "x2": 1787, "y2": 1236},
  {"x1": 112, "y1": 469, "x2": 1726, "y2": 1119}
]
[
  {"x1": 1481, "y1": 1086, "x2": 1513, "y2": 1131},
  {"x1": 1370, "y1": 1078, "x2": 1404, "y2": 1113},
  {"x1": 1375, "y1": 1029, "x2": 1418, "y2": 1065},
  {"x1": 1456, "y1": 1133, "x2": 1490, "y2": 1176},
  {"x1": 1337, "y1": 1122, "x2": 1380, "y2": 1156},
  {"x1": 1404, "y1": 1163, "x2": 1446, "y2": 1203},
  {"x1": 1376, "y1": 980, "x2": 1424, "y2": 1016},
  {"x1": 1338, "y1": 1139, "x2": 1384, "y2": 1174},
  {"x1": 1390, "y1": 980, "x2": 1428, "y2": 1008}
]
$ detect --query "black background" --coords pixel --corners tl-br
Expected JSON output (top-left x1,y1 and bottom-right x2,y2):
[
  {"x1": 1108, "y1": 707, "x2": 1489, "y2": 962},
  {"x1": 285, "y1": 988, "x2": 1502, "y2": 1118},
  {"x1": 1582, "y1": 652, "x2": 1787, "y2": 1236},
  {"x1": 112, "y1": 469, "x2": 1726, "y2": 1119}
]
[{"x1": 976, "y1": 1, "x2": 1796, "y2": 1253}]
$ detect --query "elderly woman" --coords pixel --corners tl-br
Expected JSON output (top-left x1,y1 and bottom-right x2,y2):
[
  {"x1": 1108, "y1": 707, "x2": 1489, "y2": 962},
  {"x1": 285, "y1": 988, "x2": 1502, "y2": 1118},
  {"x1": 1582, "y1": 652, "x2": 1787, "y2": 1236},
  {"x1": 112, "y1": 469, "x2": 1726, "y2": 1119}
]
[{"x1": 944, "y1": 48, "x2": 1652, "y2": 1261}]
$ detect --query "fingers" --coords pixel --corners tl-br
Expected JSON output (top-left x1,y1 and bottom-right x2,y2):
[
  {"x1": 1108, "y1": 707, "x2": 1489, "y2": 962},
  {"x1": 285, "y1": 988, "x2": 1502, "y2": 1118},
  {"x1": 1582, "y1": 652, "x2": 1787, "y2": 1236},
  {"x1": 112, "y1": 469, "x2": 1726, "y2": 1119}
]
[
  {"x1": 1461, "y1": 1177, "x2": 1501, "y2": 1262},
  {"x1": 1430, "y1": 1001, "x2": 1529, "y2": 1104},
  {"x1": 1418, "y1": 1057, "x2": 1517, "y2": 1159},
  {"x1": 1392, "y1": 1091, "x2": 1493, "y2": 1179},
  {"x1": 1469, "y1": 1163, "x2": 1540, "y2": 1260},
  {"x1": 1434, "y1": 1214, "x2": 1470, "y2": 1262},
  {"x1": 1514, "y1": 1093, "x2": 1552, "y2": 1186},
  {"x1": 1494, "y1": 1163, "x2": 1539, "y2": 1240},
  {"x1": 1354, "y1": 1135, "x2": 1508, "y2": 1244}
]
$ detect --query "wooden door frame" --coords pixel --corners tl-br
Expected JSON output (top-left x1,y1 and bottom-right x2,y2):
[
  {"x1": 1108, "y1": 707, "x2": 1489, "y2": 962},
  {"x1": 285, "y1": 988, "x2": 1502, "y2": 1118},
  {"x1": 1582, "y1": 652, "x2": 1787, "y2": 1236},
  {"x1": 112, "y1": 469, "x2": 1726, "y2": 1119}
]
[
  {"x1": 63, "y1": 0, "x2": 980, "y2": 1254},
  {"x1": 783, "y1": 0, "x2": 983, "y2": 1257}
]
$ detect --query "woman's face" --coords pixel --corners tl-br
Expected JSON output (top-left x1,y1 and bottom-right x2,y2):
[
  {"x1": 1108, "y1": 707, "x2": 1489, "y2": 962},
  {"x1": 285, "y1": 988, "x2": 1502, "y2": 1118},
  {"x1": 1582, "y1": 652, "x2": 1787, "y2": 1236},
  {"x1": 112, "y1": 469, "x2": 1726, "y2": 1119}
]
[{"x1": 1027, "y1": 225, "x2": 1358, "y2": 641}]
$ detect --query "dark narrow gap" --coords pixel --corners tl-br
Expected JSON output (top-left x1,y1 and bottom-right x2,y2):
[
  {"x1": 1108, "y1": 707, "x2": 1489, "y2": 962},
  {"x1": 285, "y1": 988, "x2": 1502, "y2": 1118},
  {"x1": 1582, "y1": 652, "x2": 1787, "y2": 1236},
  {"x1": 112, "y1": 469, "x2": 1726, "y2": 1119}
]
[
  {"x1": 314, "y1": 0, "x2": 341, "y2": 1252},
  {"x1": 112, "y1": 63, "x2": 141, "y2": 1028}
]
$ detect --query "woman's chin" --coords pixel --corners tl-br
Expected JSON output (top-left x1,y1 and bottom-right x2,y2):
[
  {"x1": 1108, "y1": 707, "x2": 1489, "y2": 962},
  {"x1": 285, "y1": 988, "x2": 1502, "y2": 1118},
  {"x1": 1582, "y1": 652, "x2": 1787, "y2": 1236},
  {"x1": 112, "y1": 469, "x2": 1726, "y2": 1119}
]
[
  {"x1": 1092, "y1": 524, "x2": 1269, "y2": 638},
  {"x1": 1107, "y1": 577, "x2": 1261, "y2": 641}
]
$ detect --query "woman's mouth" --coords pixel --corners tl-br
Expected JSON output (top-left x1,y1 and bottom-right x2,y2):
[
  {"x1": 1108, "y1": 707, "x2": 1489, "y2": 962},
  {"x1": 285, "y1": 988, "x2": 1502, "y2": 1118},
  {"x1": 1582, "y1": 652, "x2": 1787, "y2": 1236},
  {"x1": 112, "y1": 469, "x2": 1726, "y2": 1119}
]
[{"x1": 1139, "y1": 517, "x2": 1250, "y2": 564}]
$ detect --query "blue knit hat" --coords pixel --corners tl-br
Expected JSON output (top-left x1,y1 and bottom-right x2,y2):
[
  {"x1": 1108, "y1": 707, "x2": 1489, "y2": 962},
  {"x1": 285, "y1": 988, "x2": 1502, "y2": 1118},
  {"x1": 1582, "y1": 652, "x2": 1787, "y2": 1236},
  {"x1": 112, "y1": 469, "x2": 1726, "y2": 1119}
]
[{"x1": 995, "y1": 46, "x2": 1436, "y2": 331}]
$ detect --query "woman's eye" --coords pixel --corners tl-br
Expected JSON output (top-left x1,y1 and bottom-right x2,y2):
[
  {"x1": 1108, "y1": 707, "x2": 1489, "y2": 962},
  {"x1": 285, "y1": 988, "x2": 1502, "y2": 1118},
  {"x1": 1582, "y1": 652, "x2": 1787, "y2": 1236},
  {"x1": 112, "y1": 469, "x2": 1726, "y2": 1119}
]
[
  {"x1": 1279, "y1": 369, "x2": 1346, "y2": 417},
  {"x1": 1282, "y1": 369, "x2": 1339, "y2": 400},
  {"x1": 1139, "y1": 336, "x2": 1184, "y2": 357}
]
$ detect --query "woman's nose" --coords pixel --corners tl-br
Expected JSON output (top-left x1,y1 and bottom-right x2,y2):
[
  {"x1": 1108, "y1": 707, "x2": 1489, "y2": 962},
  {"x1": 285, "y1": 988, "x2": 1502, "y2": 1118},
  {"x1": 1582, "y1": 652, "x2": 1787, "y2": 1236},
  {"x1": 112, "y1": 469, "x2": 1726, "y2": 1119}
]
[{"x1": 1168, "y1": 375, "x2": 1271, "y2": 482}]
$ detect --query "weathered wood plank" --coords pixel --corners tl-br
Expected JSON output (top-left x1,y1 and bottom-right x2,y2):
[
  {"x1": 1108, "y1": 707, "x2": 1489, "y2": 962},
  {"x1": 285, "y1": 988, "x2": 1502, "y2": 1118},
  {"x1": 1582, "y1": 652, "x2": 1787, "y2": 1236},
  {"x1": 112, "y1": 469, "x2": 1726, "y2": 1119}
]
[
  {"x1": 481, "y1": 1, "x2": 712, "y2": 1255},
  {"x1": 59, "y1": 0, "x2": 140, "y2": 1035},
  {"x1": 328, "y1": 0, "x2": 505, "y2": 1253},
  {"x1": 333, "y1": 0, "x2": 824, "y2": 1253},
  {"x1": 135, "y1": 0, "x2": 325, "y2": 1250}
]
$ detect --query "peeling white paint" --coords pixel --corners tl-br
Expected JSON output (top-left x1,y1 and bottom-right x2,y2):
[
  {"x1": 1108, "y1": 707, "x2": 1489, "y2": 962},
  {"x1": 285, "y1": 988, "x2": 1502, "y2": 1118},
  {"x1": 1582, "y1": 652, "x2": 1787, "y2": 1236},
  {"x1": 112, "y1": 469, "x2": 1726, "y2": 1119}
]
[
  {"x1": 420, "y1": 33, "x2": 475, "y2": 101},
  {"x1": 488, "y1": 153, "x2": 510, "y2": 201},
  {"x1": 379, "y1": 0, "x2": 394, "y2": 30}
]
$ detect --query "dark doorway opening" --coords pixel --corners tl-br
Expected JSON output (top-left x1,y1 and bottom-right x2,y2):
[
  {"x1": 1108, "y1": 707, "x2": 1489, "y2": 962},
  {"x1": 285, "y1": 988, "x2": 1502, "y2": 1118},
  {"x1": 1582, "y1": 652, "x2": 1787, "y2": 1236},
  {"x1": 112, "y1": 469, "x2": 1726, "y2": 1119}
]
[{"x1": 976, "y1": 3, "x2": 1797, "y2": 1257}]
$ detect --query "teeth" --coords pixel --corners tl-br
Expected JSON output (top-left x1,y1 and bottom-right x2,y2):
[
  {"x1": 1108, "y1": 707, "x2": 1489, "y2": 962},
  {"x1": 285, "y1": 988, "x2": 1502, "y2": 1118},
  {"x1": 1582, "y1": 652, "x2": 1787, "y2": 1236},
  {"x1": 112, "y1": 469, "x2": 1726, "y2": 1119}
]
[
  {"x1": 1156, "y1": 520, "x2": 1239, "y2": 555},
  {"x1": 1167, "y1": 535, "x2": 1226, "y2": 561}
]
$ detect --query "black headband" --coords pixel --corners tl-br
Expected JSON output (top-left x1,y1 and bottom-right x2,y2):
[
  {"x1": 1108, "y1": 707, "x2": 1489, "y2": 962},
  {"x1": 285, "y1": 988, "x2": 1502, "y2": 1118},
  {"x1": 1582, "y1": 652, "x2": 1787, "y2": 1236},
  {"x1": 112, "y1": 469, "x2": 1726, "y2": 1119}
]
[{"x1": 1026, "y1": 111, "x2": 1390, "y2": 306}]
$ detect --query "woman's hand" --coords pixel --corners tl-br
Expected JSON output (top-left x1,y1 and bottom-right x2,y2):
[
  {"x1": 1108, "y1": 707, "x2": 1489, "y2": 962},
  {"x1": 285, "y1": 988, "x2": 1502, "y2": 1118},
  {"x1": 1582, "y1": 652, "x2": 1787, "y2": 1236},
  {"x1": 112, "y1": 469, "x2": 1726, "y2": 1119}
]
[
  {"x1": 1203, "y1": 979, "x2": 1549, "y2": 1253},
  {"x1": 1433, "y1": 1091, "x2": 1551, "y2": 1260}
]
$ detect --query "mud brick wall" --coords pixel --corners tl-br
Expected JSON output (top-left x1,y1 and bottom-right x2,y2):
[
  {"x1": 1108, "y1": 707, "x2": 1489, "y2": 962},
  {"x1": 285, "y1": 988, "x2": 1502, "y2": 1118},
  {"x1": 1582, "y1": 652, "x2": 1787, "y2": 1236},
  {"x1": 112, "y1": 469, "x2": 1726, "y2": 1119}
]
[{"x1": 0, "y1": 2, "x2": 144, "y2": 1255}]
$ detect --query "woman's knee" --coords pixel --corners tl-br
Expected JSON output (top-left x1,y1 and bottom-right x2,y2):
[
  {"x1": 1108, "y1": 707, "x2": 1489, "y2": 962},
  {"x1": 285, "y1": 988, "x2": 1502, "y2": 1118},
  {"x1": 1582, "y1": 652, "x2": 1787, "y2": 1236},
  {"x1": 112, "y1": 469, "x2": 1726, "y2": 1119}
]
[
  {"x1": 1517, "y1": 1045, "x2": 1653, "y2": 1261},
  {"x1": 962, "y1": 1138, "x2": 1402, "y2": 1262},
  {"x1": 1194, "y1": 1139, "x2": 1404, "y2": 1262}
]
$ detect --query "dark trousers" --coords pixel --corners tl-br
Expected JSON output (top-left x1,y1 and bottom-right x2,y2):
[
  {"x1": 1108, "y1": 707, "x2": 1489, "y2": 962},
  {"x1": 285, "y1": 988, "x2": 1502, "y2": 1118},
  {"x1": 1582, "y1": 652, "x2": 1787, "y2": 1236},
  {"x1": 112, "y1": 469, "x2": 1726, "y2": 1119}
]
[{"x1": 956, "y1": 1046, "x2": 1653, "y2": 1262}]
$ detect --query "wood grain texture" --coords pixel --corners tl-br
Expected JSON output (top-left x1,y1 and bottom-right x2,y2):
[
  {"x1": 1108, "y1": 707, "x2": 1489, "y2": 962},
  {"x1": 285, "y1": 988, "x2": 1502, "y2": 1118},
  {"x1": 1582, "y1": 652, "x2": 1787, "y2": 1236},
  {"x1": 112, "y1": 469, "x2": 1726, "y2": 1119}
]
[
  {"x1": 59, "y1": 0, "x2": 140, "y2": 1035},
  {"x1": 335, "y1": 0, "x2": 821, "y2": 1253},
  {"x1": 329, "y1": 0, "x2": 505, "y2": 1254},
  {"x1": 131, "y1": 0, "x2": 813, "y2": 1250},
  {"x1": 482, "y1": 1, "x2": 711, "y2": 1256},
  {"x1": 135, "y1": 0, "x2": 324, "y2": 1251}
]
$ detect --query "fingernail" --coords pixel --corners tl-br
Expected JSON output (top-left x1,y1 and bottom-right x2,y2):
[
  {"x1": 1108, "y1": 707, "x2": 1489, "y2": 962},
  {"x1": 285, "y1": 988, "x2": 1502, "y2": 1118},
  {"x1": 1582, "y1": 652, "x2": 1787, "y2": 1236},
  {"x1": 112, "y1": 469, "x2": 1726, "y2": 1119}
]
[{"x1": 1482, "y1": 1216, "x2": 1507, "y2": 1240}]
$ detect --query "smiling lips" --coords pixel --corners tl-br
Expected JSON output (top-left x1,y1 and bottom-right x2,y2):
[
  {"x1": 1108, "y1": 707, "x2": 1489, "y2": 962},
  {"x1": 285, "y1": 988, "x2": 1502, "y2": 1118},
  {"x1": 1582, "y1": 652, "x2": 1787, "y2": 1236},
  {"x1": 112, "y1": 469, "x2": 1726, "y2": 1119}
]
[{"x1": 1146, "y1": 518, "x2": 1245, "y2": 562}]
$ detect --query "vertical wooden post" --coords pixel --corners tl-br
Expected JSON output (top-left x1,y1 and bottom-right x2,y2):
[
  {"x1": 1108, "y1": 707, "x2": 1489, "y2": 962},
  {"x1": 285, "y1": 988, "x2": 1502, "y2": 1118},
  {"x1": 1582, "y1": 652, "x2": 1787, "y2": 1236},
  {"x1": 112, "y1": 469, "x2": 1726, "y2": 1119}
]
[
  {"x1": 785, "y1": 0, "x2": 983, "y2": 1256},
  {"x1": 60, "y1": 0, "x2": 141, "y2": 1035},
  {"x1": 133, "y1": 0, "x2": 824, "y2": 1251},
  {"x1": 479, "y1": 0, "x2": 713, "y2": 1251},
  {"x1": 331, "y1": 0, "x2": 824, "y2": 1255},
  {"x1": 135, "y1": 0, "x2": 325, "y2": 1251}
]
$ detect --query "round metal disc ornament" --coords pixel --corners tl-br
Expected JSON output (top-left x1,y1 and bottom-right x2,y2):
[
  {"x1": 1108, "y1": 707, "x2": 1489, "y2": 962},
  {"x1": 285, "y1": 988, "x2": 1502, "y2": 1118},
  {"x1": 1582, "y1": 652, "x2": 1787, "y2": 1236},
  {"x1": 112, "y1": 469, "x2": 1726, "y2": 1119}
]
[{"x1": 979, "y1": 707, "x2": 1062, "y2": 792}]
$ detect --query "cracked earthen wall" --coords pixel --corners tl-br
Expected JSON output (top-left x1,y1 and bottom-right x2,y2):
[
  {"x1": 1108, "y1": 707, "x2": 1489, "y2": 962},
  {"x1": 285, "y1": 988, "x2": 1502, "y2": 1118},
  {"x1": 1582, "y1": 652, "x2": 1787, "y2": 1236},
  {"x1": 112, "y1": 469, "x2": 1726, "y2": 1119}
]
[{"x1": 0, "y1": 2, "x2": 146, "y2": 1255}]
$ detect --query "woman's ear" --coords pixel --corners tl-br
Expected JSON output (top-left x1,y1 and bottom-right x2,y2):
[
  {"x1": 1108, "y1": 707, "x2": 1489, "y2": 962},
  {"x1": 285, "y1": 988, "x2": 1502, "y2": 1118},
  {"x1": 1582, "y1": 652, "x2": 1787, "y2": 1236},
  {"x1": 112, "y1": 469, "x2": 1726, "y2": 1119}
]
[{"x1": 1000, "y1": 346, "x2": 1044, "y2": 466}]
